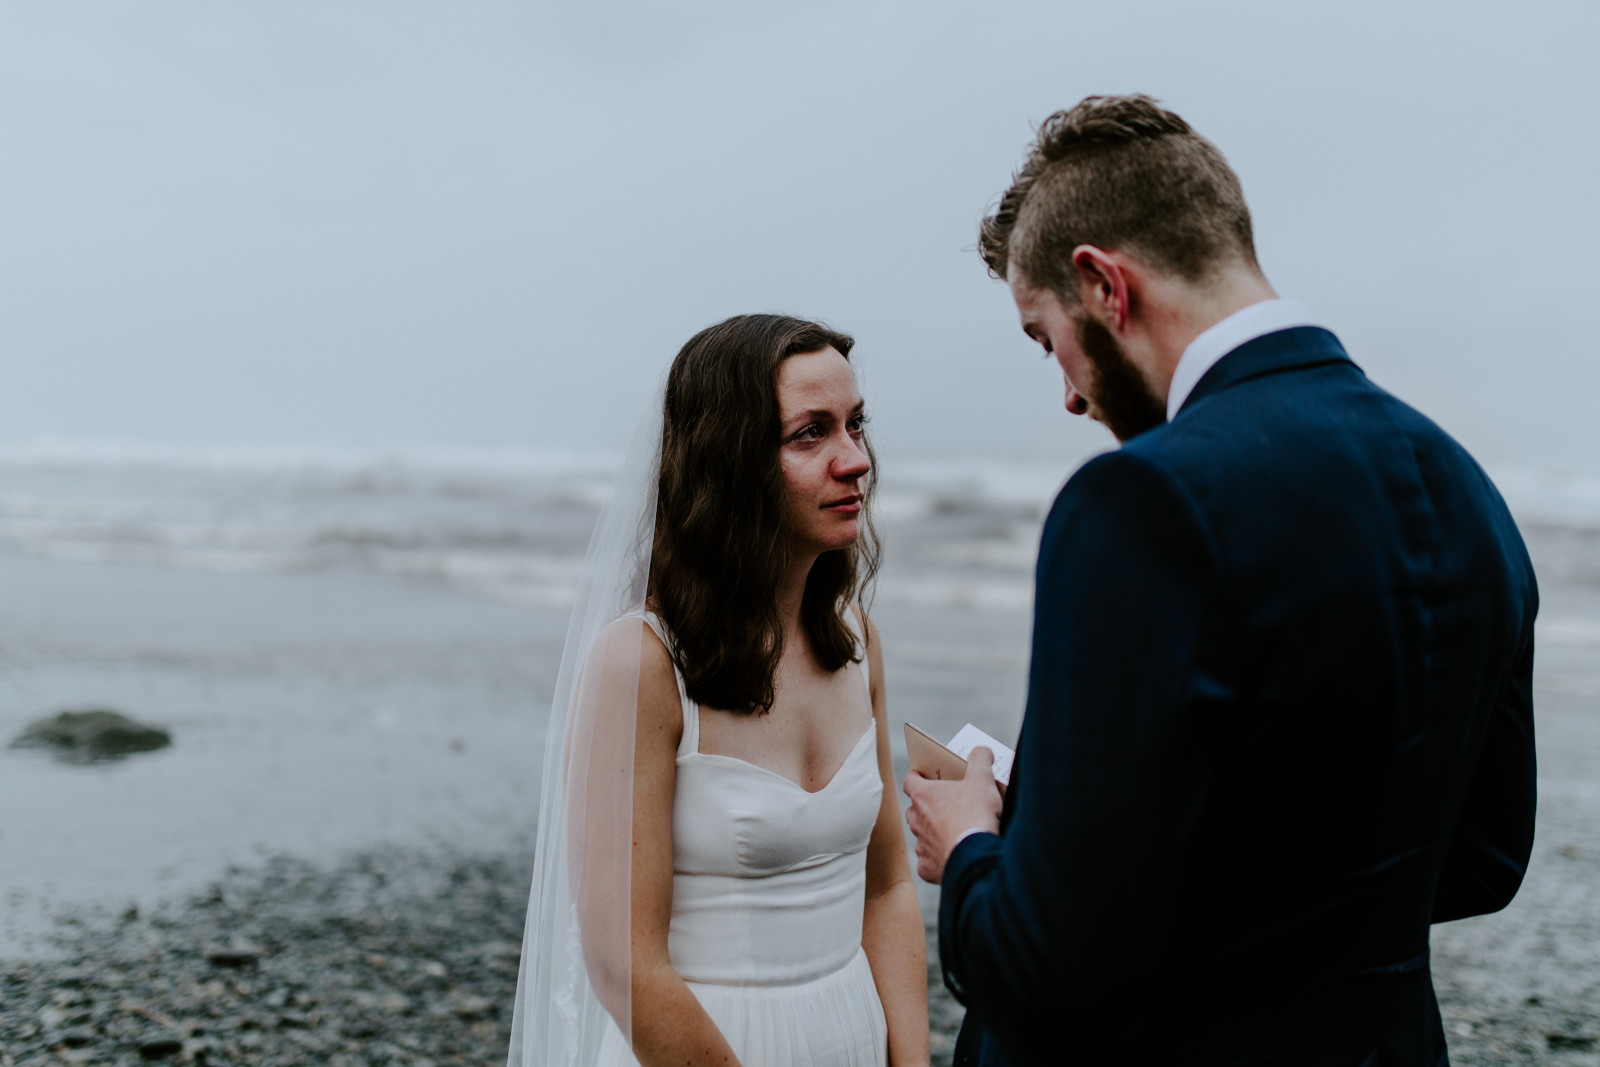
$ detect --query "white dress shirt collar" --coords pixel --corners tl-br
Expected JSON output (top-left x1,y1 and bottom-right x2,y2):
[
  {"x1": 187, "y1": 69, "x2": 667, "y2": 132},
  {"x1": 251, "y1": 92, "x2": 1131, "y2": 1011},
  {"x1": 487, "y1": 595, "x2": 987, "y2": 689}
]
[{"x1": 1165, "y1": 299, "x2": 1317, "y2": 421}]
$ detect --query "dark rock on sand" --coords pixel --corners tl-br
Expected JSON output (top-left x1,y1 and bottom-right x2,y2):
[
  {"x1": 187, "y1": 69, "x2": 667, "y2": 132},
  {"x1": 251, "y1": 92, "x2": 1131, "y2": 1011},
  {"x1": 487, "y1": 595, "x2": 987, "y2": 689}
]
[
  {"x1": 205, "y1": 944, "x2": 264, "y2": 968},
  {"x1": 9, "y1": 708, "x2": 171, "y2": 762},
  {"x1": 138, "y1": 1035, "x2": 184, "y2": 1059}
]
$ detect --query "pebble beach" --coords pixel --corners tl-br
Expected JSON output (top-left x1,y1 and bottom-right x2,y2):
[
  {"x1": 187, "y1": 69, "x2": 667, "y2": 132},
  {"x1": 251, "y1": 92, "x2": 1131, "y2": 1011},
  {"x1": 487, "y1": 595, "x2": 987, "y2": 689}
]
[{"x1": 1, "y1": 453, "x2": 1596, "y2": 1065}]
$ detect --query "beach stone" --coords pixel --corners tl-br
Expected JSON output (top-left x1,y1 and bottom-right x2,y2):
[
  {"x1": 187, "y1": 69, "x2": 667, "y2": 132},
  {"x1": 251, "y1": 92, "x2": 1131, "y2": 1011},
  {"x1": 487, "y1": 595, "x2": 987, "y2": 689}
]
[
  {"x1": 377, "y1": 992, "x2": 410, "y2": 1014},
  {"x1": 204, "y1": 945, "x2": 262, "y2": 969},
  {"x1": 449, "y1": 994, "x2": 495, "y2": 1020},
  {"x1": 9, "y1": 709, "x2": 171, "y2": 762},
  {"x1": 137, "y1": 1035, "x2": 183, "y2": 1059}
]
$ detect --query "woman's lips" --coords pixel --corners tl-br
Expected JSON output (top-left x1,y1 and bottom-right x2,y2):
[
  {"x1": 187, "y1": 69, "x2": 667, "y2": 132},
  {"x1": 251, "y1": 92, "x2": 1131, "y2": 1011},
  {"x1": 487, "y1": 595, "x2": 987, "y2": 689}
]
[{"x1": 823, "y1": 495, "x2": 862, "y2": 514}]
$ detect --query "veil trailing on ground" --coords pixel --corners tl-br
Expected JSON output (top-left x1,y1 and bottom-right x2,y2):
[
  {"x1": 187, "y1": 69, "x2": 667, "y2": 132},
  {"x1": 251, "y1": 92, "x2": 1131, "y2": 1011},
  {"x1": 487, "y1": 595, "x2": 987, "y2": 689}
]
[{"x1": 507, "y1": 382, "x2": 663, "y2": 1067}]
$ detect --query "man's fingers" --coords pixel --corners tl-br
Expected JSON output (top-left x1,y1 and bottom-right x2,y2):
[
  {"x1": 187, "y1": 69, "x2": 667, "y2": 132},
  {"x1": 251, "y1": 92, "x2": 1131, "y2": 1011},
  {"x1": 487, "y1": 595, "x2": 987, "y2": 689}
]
[
  {"x1": 967, "y1": 746, "x2": 1001, "y2": 793},
  {"x1": 968, "y1": 746, "x2": 994, "y2": 775}
]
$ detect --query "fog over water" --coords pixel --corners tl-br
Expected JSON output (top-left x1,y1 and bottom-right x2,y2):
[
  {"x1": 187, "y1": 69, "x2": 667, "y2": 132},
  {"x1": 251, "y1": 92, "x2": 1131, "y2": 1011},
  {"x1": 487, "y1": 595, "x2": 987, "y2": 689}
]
[{"x1": 2, "y1": 0, "x2": 1597, "y2": 470}]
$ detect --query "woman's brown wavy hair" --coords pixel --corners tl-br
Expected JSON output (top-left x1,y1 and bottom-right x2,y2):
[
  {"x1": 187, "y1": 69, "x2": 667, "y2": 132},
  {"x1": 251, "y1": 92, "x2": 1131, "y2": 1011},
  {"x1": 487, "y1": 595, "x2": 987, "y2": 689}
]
[{"x1": 649, "y1": 313, "x2": 880, "y2": 715}]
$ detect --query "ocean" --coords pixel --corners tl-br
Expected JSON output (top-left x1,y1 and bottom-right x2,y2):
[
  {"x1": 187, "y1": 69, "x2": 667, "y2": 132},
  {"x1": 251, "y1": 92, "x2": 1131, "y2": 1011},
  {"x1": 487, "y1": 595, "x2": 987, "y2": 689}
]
[{"x1": 1, "y1": 444, "x2": 1597, "y2": 962}]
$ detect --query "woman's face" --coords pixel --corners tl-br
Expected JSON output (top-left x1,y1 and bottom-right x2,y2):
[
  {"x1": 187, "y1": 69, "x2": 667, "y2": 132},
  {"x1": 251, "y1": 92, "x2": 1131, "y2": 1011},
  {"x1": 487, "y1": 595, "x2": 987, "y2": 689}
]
[{"x1": 775, "y1": 347, "x2": 871, "y2": 556}]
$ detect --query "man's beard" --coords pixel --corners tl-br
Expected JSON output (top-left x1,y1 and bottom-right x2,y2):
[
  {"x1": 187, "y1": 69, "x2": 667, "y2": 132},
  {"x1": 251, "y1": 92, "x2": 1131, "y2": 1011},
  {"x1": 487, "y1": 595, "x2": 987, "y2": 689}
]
[{"x1": 1076, "y1": 316, "x2": 1167, "y2": 442}]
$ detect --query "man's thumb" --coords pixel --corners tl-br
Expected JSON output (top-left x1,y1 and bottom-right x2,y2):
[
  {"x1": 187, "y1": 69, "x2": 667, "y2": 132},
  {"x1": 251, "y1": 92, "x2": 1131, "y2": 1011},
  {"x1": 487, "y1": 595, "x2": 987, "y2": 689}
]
[{"x1": 968, "y1": 746, "x2": 995, "y2": 778}]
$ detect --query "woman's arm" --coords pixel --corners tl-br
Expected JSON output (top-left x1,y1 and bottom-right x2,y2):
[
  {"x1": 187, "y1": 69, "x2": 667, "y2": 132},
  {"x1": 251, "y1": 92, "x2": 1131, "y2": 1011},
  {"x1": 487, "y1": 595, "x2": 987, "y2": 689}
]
[
  {"x1": 859, "y1": 611, "x2": 932, "y2": 1067},
  {"x1": 578, "y1": 620, "x2": 741, "y2": 1066}
]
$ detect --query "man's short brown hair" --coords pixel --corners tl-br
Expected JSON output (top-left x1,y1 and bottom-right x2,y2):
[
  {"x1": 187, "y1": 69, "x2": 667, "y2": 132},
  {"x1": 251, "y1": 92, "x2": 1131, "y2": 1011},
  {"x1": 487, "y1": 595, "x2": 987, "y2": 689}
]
[{"x1": 980, "y1": 95, "x2": 1257, "y2": 300}]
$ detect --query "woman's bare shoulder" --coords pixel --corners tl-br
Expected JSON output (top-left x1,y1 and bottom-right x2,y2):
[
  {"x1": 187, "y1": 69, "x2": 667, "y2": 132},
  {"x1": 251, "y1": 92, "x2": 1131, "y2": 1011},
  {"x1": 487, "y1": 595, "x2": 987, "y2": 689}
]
[
  {"x1": 586, "y1": 615, "x2": 681, "y2": 734},
  {"x1": 853, "y1": 603, "x2": 885, "y2": 707},
  {"x1": 855, "y1": 604, "x2": 881, "y2": 646}
]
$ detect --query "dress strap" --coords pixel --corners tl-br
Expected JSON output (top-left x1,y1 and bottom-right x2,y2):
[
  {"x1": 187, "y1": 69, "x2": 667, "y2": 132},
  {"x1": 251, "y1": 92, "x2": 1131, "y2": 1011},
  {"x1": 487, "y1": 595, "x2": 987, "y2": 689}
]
[
  {"x1": 632, "y1": 610, "x2": 699, "y2": 758},
  {"x1": 844, "y1": 604, "x2": 871, "y2": 696}
]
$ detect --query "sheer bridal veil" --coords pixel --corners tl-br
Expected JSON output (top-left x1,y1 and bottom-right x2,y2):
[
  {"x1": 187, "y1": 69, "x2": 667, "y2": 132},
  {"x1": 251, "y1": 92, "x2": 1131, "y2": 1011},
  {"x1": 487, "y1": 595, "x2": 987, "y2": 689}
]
[{"x1": 507, "y1": 384, "x2": 663, "y2": 1067}]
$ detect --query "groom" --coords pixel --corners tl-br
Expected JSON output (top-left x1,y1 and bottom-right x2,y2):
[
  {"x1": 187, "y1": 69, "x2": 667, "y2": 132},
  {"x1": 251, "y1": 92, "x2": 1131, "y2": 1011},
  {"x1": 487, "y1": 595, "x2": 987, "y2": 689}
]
[{"x1": 903, "y1": 95, "x2": 1538, "y2": 1065}]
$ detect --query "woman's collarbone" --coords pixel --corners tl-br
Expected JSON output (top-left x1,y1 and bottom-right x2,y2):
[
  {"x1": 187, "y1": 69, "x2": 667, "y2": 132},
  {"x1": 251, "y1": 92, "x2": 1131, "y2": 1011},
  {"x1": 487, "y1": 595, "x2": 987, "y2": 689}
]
[{"x1": 697, "y1": 700, "x2": 871, "y2": 790}]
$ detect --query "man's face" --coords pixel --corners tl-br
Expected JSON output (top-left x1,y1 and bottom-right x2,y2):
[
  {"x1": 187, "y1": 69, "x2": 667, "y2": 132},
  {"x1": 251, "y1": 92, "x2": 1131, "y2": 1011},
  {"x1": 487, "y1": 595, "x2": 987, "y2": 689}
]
[{"x1": 1008, "y1": 270, "x2": 1166, "y2": 442}]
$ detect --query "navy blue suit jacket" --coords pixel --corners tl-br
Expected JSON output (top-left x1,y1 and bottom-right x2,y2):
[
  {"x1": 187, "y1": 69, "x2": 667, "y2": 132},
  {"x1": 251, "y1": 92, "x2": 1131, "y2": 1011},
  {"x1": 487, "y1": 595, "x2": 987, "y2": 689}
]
[{"x1": 940, "y1": 328, "x2": 1538, "y2": 1066}]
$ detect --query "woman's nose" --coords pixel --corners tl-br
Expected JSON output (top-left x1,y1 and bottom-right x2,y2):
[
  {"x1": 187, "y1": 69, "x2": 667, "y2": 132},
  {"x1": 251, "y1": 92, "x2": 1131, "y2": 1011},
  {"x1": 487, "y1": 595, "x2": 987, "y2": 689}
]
[{"x1": 833, "y1": 435, "x2": 871, "y2": 479}]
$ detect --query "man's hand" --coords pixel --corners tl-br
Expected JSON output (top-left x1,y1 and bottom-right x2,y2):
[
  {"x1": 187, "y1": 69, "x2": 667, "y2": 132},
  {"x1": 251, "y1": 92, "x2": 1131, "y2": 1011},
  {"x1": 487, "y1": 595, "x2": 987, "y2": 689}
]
[{"x1": 903, "y1": 747, "x2": 1004, "y2": 884}]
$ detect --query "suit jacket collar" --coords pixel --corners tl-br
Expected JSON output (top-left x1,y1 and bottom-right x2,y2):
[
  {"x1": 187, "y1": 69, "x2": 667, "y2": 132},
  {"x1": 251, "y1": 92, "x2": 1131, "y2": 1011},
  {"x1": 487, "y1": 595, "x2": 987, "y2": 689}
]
[{"x1": 1174, "y1": 326, "x2": 1355, "y2": 419}]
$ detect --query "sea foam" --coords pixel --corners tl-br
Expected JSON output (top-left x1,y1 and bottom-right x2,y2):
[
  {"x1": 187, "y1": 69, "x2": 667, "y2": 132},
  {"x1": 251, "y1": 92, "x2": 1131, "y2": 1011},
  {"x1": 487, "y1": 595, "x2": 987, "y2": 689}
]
[{"x1": 0, "y1": 444, "x2": 1593, "y2": 616}]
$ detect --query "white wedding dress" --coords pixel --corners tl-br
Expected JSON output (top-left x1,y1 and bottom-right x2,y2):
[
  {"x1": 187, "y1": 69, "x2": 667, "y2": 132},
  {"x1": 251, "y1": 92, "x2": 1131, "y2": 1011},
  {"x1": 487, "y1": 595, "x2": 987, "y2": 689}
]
[{"x1": 595, "y1": 611, "x2": 890, "y2": 1067}]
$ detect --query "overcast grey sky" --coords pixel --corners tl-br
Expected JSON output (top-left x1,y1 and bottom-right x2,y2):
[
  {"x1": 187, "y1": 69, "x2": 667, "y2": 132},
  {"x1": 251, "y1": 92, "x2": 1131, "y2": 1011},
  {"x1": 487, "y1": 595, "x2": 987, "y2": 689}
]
[{"x1": 2, "y1": 0, "x2": 1596, "y2": 467}]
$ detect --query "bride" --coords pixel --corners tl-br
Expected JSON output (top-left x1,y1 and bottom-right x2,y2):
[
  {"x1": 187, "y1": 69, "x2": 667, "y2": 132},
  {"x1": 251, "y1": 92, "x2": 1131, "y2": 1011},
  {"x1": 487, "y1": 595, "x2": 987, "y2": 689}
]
[{"x1": 508, "y1": 314, "x2": 930, "y2": 1067}]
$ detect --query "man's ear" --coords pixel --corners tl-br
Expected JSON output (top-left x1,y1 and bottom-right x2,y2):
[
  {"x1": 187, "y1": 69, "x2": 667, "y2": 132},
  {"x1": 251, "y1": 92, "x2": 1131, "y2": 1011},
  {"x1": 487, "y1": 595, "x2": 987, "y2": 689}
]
[{"x1": 1070, "y1": 245, "x2": 1130, "y2": 330}]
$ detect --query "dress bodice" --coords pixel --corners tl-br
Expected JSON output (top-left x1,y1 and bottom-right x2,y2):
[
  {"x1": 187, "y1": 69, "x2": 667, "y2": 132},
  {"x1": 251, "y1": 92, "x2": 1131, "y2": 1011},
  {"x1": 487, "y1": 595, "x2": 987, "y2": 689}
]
[{"x1": 637, "y1": 611, "x2": 883, "y2": 987}]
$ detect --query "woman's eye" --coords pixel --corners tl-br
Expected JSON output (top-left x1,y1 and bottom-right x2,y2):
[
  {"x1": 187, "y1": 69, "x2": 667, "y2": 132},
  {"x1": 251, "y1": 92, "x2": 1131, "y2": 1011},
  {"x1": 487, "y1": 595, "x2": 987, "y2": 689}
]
[
  {"x1": 795, "y1": 424, "x2": 823, "y2": 441},
  {"x1": 848, "y1": 414, "x2": 868, "y2": 435}
]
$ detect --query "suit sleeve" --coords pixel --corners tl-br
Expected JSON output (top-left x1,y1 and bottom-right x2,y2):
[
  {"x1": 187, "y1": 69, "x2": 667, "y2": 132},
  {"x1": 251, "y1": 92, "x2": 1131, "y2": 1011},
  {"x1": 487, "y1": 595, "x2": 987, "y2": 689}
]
[
  {"x1": 938, "y1": 450, "x2": 1225, "y2": 1048},
  {"x1": 1430, "y1": 610, "x2": 1537, "y2": 923}
]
